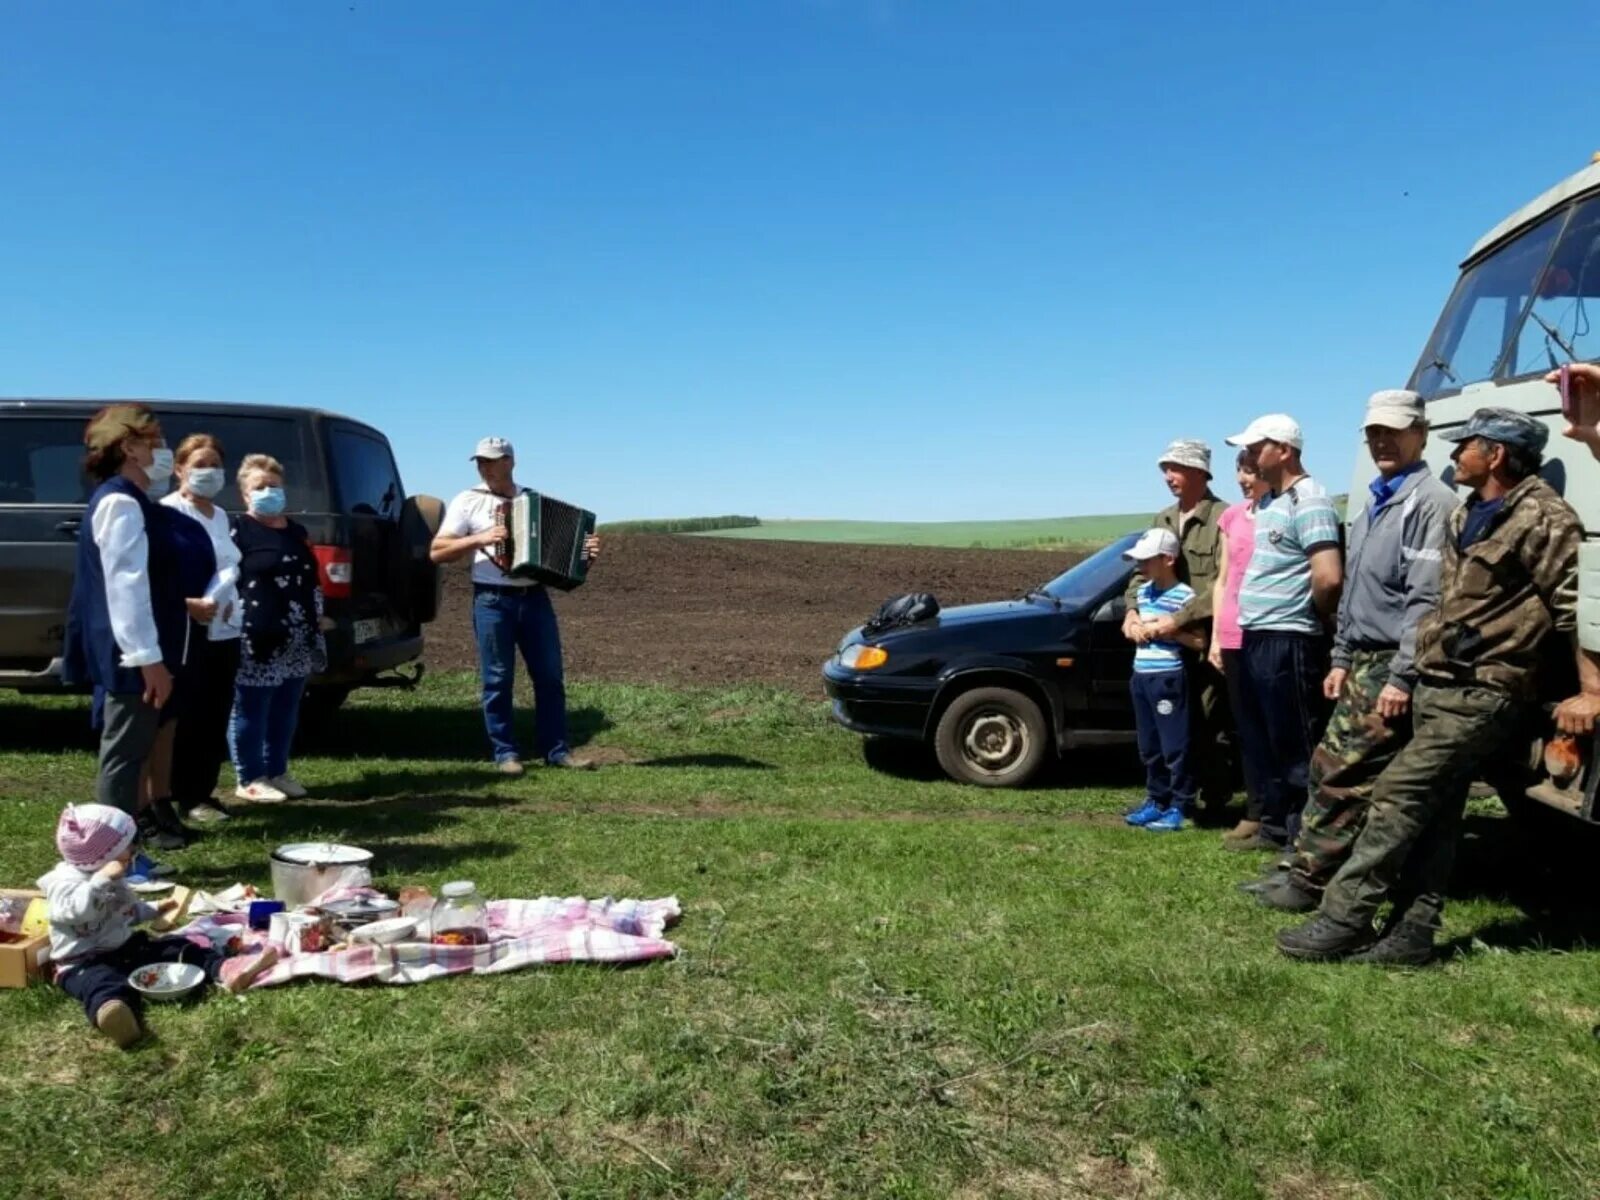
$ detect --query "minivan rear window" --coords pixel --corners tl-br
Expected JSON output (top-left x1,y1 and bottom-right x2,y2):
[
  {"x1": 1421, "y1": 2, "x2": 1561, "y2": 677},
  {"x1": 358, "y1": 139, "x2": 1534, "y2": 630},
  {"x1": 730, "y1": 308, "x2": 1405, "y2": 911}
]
[
  {"x1": 0, "y1": 410, "x2": 315, "y2": 509},
  {"x1": 328, "y1": 425, "x2": 404, "y2": 519},
  {"x1": 158, "y1": 412, "x2": 314, "y2": 511}
]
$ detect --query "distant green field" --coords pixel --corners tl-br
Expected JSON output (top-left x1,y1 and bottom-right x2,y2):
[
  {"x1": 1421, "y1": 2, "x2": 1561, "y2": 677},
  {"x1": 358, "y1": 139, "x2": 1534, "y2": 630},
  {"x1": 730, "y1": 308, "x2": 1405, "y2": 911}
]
[{"x1": 696, "y1": 514, "x2": 1152, "y2": 550}]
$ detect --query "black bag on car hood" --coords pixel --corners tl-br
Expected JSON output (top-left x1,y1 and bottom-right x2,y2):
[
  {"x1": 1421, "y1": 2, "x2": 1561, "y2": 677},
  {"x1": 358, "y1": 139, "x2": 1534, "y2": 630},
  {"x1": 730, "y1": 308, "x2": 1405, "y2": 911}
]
[{"x1": 863, "y1": 592, "x2": 939, "y2": 635}]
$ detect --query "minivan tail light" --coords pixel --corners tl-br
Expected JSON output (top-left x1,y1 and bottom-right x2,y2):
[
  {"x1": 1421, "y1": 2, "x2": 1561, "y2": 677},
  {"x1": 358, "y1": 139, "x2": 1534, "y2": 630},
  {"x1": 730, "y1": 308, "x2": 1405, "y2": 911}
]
[{"x1": 312, "y1": 545, "x2": 353, "y2": 599}]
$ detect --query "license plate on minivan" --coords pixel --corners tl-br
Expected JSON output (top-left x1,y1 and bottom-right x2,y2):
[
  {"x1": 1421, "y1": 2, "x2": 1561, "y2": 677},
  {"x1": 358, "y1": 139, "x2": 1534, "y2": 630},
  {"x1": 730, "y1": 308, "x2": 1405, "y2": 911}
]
[{"x1": 353, "y1": 618, "x2": 383, "y2": 645}]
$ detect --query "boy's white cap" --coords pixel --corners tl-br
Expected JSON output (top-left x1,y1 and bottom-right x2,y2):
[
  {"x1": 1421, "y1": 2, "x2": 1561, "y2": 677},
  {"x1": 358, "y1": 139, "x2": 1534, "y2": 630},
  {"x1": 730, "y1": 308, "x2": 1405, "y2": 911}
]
[
  {"x1": 1225, "y1": 413, "x2": 1303, "y2": 450},
  {"x1": 471, "y1": 436, "x2": 514, "y2": 461},
  {"x1": 1122, "y1": 528, "x2": 1181, "y2": 562}
]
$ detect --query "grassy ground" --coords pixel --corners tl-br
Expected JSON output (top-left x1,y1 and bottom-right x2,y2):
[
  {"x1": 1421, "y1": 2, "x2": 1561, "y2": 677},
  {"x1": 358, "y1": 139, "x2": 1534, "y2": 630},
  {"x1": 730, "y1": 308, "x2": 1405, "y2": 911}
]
[
  {"x1": 1, "y1": 673, "x2": 1598, "y2": 1200},
  {"x1": 694, "y1": 515, "x2": 1152, "y2": 550}
]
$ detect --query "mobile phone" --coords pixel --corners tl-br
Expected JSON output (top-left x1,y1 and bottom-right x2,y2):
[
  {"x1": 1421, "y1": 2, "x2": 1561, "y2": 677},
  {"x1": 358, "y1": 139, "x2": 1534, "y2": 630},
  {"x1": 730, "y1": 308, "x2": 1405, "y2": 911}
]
[{"x1": 1560, "y1": 363, "x2": 1578, "y2": 421}]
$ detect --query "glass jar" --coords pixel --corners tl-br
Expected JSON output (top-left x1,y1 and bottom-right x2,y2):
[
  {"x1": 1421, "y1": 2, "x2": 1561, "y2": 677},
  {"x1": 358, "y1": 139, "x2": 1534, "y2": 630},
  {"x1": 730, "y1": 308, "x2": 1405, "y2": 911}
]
[{"x1": 431, "y1": 880, "x2": 488, "y2": 946}]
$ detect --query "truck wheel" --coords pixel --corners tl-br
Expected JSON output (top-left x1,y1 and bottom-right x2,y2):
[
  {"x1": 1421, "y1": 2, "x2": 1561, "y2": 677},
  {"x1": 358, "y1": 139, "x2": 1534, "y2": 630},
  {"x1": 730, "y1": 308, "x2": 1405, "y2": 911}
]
[{"x1": 933, "y1": 686, "x2": 1048, "y2": 788}]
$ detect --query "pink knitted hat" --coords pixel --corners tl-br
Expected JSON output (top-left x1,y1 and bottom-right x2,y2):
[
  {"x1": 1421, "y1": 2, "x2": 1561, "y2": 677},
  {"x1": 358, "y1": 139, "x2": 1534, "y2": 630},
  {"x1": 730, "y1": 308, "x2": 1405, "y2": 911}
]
[{"x1": 56, "y1": 804, "x2": 137, "y2": 871}]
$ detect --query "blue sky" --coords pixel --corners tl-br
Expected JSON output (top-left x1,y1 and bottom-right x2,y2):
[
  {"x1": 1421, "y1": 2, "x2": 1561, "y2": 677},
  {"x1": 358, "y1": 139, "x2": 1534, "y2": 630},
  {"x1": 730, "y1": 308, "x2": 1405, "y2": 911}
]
[{"x1": 4, "y1": 1, "x2": 1599, "y2": 521}]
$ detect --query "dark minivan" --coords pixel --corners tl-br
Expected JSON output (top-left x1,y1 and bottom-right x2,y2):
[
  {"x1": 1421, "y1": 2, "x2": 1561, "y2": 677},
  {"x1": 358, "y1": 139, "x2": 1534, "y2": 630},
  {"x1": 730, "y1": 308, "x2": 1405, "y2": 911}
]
[{"x1": 0, "y1": 398, "x2": 442, "y2": 713}]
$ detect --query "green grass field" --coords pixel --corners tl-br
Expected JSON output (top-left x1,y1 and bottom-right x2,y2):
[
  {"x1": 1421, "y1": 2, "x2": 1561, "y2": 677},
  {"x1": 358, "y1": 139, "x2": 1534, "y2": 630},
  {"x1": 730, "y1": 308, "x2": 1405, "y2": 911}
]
[
  {"x1": 2, "y1": 674, "x2": 1597, "y2": 1199},
  {"x1": 695, "y1": 515, "x2": 1153, "y2": 550}
]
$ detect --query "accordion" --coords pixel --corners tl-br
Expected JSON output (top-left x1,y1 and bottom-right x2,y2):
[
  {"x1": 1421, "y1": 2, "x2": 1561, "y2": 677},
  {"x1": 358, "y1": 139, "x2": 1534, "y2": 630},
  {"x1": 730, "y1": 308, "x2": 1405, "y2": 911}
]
[{"x1": 490, "y1": 491, "x2": 597, "y2": 591}]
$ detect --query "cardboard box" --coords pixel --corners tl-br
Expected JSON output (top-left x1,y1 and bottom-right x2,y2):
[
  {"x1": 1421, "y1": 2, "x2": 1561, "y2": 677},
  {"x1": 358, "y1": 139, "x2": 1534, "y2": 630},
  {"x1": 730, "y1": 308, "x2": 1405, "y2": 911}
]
[{"x1": 0, "y1": 889, "x2": 49, "y2": 989}]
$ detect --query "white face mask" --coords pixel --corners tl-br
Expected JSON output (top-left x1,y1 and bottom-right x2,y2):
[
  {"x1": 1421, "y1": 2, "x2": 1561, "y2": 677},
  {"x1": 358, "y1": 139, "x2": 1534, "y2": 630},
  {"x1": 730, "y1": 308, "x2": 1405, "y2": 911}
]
[
  {"x1": 143, "y1": 447, "x2": 175, "y2": 494},
  {"x1": 186, "y1": 466, "x2": 225, "y2": 498}
]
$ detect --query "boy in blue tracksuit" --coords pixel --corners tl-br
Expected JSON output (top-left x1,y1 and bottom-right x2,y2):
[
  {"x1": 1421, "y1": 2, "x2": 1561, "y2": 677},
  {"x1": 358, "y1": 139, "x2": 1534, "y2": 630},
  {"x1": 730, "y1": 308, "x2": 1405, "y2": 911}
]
[{"x1": 1122, "y1": 528, "x2": 1207, "y2": 831}]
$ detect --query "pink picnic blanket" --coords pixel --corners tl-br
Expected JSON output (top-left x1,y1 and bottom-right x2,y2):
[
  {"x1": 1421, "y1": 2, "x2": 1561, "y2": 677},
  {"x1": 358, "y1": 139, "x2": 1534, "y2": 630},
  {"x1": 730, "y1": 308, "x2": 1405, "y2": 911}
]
[{"x1": 191, "y1": 896, "x2": 680, "y2": 989}]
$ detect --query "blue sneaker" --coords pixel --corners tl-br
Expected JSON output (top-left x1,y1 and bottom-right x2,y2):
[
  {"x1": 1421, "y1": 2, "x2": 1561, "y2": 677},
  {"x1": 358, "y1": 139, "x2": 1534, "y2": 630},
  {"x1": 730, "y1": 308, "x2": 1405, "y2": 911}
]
[
  {"x1": 127, "y1": 852, "x2": 175, "y2": 883},
  {"x1": 1124, "y1": 798, "x2": 1164, "y2": 827},
  {"x1": 1145, "y1": 807, "x2": 1187, "y2": 832}
]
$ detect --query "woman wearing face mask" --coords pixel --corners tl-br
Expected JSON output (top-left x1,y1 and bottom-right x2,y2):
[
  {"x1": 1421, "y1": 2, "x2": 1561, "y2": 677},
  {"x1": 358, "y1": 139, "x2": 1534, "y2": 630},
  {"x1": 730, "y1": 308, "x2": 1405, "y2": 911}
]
[
  {"x1": 61, "y1": 405, "x2": 191, "y2": 848},
  {"x1": 160, "y1": 434, "x2": 243, "y2": 824},
  {"x1": 229, "y1": 454, "x2": 326, "y2": 803}
]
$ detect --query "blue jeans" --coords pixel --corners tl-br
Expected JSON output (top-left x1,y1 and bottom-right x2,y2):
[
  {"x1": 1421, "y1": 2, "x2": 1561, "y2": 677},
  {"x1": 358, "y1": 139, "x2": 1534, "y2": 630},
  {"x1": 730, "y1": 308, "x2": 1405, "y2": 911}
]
[
  {"x1": 230, "y1": 677, "x2": 307, "y2": 783},
  {"x1": 472, "y1": 585, "x2": 569, "y2": 764},
  {"x1": 1130, "y1": 669, "x2": 1195, "y2": 811}
]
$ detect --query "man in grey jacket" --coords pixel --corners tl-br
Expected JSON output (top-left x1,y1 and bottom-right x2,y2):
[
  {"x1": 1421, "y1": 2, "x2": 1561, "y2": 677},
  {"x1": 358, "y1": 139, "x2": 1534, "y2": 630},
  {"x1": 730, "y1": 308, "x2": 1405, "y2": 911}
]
[{"x1": 1250, "y1": 390, "x2": 1458, "y2": 912}]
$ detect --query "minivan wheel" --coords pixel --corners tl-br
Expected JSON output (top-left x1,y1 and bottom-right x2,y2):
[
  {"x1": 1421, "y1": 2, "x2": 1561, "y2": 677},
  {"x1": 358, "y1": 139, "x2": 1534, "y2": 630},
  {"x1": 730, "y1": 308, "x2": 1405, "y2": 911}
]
[{"x1": 933, "y1": 686, "x2": 1049, "y2": 788}]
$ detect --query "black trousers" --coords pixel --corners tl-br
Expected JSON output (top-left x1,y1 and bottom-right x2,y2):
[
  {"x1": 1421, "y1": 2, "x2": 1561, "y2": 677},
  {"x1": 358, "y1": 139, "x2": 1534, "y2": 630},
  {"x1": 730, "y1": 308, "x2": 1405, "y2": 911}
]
[
  {"x1": 57, "y1": 931, "x2": 226, "y2": 1023},
  {"x1": 171, "y1": 631, "x2": 241, "y2": 811},
  {"x1": 1235, "y1": 629, "x2": 1331, "y2": 844},
  {"x1": 1220, "y1": 649, "x2": 1267, "y2": 821}
]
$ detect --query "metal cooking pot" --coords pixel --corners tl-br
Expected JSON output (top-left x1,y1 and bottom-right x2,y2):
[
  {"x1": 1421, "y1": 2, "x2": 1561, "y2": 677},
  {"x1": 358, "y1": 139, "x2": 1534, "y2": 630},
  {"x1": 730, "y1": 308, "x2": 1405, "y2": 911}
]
[{"x1": 270, "y1": 843, "x2": 373, "y2": 907}]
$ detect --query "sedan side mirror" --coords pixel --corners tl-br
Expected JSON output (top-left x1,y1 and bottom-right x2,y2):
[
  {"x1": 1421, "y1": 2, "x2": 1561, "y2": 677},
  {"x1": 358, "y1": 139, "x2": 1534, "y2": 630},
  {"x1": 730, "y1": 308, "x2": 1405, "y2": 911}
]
[{"x1": 1093, "y1": 597, "x2": 1125, "y2": 624}]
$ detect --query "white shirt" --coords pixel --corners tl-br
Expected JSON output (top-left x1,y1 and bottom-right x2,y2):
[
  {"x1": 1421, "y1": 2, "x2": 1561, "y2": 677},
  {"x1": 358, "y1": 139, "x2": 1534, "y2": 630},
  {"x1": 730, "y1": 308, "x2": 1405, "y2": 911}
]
[
  {"x1": 439, "y1": 485, "x2": 537, "y2": 588},
  {"x1": 161, "y1": 492, "x2": 243, "y2": 640},
  {"x1": 38, "y1": 861, "x2": 159, "y2": 967},
  {"x1": 90, "y1": 493, "x2": 163, "y2": 668}
]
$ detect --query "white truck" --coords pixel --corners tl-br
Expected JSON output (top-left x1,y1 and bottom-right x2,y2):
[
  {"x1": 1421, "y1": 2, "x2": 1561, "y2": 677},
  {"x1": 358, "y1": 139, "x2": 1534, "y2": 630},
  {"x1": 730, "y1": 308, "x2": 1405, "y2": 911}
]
[{"x1": 1358, "y1": 156, "x2": 1600, "y2": 823}]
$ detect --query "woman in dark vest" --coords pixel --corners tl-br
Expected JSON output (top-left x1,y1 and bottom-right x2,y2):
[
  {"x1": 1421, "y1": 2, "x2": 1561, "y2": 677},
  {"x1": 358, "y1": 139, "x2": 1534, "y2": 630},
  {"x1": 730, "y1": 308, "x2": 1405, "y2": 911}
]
[{"x1": 61, "y1": 405, "x2": 192, "y2": 850}]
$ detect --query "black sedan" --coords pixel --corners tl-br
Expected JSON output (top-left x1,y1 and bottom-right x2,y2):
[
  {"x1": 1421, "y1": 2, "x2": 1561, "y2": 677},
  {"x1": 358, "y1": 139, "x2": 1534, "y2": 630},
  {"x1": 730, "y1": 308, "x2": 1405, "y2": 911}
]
[{"x1": 822, "y1": 534, "x2": 1142, "y2": 787}]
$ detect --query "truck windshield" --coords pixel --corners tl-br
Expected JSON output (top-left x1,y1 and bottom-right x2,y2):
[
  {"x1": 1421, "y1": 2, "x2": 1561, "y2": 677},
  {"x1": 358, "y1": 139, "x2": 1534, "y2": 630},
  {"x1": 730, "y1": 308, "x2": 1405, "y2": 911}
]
[
  {"x1": 1039, "y1": 533, "x2": 1138, "y2": 607},
  {"x1": 1411, "y1": 191, "x2": 1600, "y2": 400}
]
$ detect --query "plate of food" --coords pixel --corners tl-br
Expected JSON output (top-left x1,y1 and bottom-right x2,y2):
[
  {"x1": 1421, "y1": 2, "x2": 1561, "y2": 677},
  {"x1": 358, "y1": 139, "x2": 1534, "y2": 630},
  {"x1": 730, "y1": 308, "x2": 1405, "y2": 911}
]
[
  {"x1": 128, "y1": 961, "x2": 206, "y2": 1002},
  {"x1": 129, "y1": 879, "x2": 175, "y2": 897},
  {"x1": 347, "y1": 917, "x2": 418, "y2": 946}
]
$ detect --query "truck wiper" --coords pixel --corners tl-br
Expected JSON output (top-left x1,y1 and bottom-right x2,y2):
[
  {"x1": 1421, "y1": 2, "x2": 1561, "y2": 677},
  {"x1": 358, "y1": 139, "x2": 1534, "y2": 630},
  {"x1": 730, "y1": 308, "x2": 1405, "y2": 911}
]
[
  {"x1": 1022, "y1": 587, "x2": 1060, "y2": 608},
  {"x1": 1425, "y1": 355, "x2": 1460, "y2": 384},
  {"x1": 1526, "y1": 309, "x2": 1578, "y2": 364}
]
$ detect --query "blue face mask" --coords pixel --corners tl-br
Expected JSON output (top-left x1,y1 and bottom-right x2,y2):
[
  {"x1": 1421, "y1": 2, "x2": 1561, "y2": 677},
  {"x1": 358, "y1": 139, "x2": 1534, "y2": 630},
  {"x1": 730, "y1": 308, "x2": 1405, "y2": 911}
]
[
  {"x1": 249, "y1": 486, "x2": 287, "y2": 516},
  {"x1": 186, "y1": 467, "x2": 225, "y2": 499}
]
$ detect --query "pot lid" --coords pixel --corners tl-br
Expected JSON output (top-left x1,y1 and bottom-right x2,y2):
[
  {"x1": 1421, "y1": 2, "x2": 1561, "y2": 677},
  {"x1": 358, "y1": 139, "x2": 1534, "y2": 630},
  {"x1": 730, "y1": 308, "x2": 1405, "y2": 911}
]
[{"x1": 273, "y1": 842, "x2": 373, "y2": 866}]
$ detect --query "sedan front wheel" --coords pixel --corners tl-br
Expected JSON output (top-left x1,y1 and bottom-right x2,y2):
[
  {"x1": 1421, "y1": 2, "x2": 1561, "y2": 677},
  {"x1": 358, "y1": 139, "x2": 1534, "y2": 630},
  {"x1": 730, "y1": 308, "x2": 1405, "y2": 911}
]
[{"x1": 933, "y1": 686, "x2": 1049, "y2": 788}]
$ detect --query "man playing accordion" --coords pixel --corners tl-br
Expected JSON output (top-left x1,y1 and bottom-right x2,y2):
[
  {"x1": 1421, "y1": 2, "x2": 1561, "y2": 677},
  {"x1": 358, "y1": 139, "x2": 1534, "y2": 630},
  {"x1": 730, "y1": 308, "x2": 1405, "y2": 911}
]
[{"x1": 430, "y1": 436, "x2": 601, "y2": 775}]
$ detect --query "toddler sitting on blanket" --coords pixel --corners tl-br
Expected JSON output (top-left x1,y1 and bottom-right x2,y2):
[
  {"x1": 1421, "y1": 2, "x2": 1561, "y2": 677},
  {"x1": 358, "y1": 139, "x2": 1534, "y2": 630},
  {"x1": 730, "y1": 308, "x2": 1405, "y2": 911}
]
[{"x1": 38, "y1": 804, "x2": 277, "y2": 1048}]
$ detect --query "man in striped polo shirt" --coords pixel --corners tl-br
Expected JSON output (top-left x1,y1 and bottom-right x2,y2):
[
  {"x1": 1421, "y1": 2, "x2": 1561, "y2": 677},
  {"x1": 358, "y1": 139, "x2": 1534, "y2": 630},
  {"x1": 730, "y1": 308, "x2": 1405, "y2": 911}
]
[
  {"x1": 1224, "y1": 414, "x2": 1344, "y2": 851},
  {"x1": 1122, "y1": 528, "x2": 1208, "y2": 832}
]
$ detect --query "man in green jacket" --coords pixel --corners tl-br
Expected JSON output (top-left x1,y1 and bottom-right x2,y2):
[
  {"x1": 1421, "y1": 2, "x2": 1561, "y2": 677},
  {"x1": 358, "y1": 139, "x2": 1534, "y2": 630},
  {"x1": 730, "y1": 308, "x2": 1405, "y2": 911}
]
[
  {"x1": 1278, "y1": 408, "x2": 1600, "y2": 965},
  {"x1": 1123, "y1": 439, "x2": 1231, "y2": 811}
]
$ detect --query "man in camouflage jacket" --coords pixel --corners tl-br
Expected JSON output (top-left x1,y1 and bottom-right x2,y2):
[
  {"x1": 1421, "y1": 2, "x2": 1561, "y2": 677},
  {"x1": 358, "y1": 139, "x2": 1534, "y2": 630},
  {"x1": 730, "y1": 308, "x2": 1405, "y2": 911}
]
[
  {"x1": 1122, "y1": 439, "x2": 1232, "y2": 809},
  {"x1": 1251, "y1": 391, "x2": 1458, "y2": 913},
  {"x1": 1278, "y1": 407, "x2": 1596, "y2": 965}
]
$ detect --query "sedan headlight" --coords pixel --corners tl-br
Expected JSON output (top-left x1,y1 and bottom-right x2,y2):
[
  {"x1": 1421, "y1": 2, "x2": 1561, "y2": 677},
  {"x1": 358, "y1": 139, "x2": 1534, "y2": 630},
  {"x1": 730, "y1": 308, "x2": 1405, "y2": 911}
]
[{"x1": 840, "y1": 644, "x2": 889, "y2": 670}]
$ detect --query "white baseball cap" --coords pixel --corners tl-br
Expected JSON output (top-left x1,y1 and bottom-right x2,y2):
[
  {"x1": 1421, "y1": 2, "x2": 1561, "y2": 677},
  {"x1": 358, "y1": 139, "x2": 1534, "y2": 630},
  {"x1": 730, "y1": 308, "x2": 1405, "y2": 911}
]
[
  {"x1": 471, "y1": 436, "x2": 514, "y2": 461},
  {"x1": 1122, "y1": 527, "x2": 1181, "y2": 562},
  {"x1": 1224, "y1": 414, "x2": 1304, "y2": 450}
]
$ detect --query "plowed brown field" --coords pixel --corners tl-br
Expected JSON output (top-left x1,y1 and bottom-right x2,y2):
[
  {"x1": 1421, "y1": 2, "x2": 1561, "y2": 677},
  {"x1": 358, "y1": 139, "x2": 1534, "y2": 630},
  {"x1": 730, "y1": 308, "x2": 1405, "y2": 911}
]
[{"x1": 425, "y1": 533, "x2": 1087, "y2": 696}]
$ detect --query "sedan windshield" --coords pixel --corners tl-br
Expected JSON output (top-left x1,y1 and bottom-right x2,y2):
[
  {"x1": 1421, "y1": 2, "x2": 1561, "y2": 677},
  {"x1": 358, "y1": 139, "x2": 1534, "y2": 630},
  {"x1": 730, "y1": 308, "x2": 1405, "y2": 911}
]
[
  {"x1": 1411, "y1": 191, "x2": 1600, "y2": 400},
  {"x1": 1039, "y1": 533, "x2": 1137, "y2": 606}
]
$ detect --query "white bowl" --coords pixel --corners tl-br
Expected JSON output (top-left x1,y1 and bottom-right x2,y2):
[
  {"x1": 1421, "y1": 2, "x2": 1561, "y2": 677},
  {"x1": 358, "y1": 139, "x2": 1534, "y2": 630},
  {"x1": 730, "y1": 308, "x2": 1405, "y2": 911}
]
[
  {"x1": 128, "y1": 961, "x2": 206, "y2": 1002},
  {"x1": 347, "y1": 917, "x2": 418, "y2": 946}
]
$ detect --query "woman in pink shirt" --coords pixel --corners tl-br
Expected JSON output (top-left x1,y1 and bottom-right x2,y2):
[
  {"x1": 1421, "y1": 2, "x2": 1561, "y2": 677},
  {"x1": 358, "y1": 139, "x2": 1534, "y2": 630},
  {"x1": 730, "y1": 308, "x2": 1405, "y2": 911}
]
[{"x1": 1210, "y1": 450, "x2": 1270, "y2": 845}]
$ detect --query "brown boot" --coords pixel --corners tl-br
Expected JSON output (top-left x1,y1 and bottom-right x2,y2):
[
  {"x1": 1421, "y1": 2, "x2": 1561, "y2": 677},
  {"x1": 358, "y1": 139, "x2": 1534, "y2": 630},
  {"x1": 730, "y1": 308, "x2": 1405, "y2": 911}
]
[
  {"x1": 1221, "y1": 819, "x2": 1262, "y2": 846},
  {"x1": 95, "y1": 999, "x2": 144, "y2": 1049}
]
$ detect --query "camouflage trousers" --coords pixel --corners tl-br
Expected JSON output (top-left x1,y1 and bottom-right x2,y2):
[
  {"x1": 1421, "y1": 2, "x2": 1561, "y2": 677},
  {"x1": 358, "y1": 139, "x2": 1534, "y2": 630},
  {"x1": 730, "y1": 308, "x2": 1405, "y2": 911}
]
[
  {"x1": 1288, "y1": 649, "x2": 1407, "y2": 889},
  {"x1": 1321, "y1": 682, "x2": 1519, "y2": 931}
]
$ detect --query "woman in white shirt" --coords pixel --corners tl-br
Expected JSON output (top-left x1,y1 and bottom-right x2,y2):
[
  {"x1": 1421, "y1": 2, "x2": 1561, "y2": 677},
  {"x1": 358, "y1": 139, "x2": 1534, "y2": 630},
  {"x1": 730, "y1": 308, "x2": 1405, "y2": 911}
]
[{"x1": 160, "y1": 434, "x2": 243, "y2": 824}]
